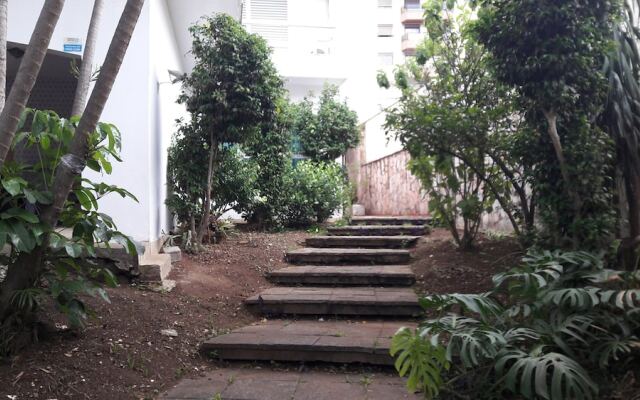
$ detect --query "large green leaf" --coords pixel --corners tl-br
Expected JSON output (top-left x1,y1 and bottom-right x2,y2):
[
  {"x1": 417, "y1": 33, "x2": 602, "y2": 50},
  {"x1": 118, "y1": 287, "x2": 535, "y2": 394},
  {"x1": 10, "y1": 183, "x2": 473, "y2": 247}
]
[
  {"x1": 391, "y1": 327, "x2": 449, "y2": 399},
  {"x1": 495, "y1": 349, "x2": 598, "y2": 400}
]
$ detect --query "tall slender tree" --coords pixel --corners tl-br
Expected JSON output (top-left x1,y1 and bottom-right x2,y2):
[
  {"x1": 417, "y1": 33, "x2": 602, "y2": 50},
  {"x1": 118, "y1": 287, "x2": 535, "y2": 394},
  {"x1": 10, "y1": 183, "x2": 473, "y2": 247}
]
[
  {"x1": 0, "y1": 0, "x2": 65, "y2": 167},
  {"x1": 0, "y1": 0, "x2": 8, "y2": 111},
  {"x1": 42, "y1": 0, "x2": 144, "y2": 227},
  {"x1": 0, "y1": 0, "x2": 145, "y2": 320},
  {"x1": 71, "y1": 0, "x2": 104, "y2": 116}
]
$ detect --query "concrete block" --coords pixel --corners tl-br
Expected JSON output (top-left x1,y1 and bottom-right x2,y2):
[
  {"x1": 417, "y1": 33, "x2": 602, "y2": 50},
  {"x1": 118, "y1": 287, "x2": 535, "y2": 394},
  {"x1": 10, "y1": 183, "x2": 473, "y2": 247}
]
[
  {"x1": 163, "y1": 246, "x2": 182, "y2": 263},
  {"x1": 351, "y1": 204, "x2": 365, "y2": 216}
]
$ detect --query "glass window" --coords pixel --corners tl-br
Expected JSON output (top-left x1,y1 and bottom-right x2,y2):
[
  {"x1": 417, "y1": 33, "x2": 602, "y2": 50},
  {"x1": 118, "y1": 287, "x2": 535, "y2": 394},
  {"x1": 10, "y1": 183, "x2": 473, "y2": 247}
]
[
  {"x1": 404, "y1": 23, "x2": 421, "y2": 34},
  {"x1": 404, "y1": 0, "x2": 420, "y2": 9}
]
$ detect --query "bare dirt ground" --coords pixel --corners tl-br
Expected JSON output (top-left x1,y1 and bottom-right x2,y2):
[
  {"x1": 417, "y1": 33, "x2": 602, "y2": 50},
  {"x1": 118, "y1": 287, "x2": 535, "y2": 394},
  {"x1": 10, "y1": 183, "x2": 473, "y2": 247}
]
[
  {"x1": 0, "y1": 230, "x2": 307, "y2": 400},
  {"x1": 412, "y1": 228, "x2": 523, "y2": 295},
  {"x1": 8, "y1": 227, "x2": 629, "y2": 400}
]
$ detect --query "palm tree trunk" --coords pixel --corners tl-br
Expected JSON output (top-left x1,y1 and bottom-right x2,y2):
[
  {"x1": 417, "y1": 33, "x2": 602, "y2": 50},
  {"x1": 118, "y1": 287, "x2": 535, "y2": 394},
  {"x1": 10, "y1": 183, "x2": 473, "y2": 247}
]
[
  {"x1": 0, "y1": 0, "x2": 65, "y2": 167},
  {"x1": 0, "y1": 0, "x2": 8, "y2": 112},
  {"x1": 40, "y1": 0, "x2": 145, "y2": 228},
  {"x1": 70, "y1": 0, "x2": 104, "y2": 117}
]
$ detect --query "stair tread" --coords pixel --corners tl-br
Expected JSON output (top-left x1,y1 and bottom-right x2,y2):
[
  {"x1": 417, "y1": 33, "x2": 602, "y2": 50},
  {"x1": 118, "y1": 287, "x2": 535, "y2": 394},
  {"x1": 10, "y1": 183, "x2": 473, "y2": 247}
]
[
  {"x1": 352, "y1": 216, "x2": 430, "y2": 224},
  {"x1": 201, "y1": 320, "x2": 416, "y2": 365},
  {"x1": 287, "y1": 247, "x2": 410, "y2": 255},
  {"x1": 246, "y1": 287, "x2": 419, "y2": 305},
  {"x1": 327, "y1": 225, "x2": 428, "y2": 236},
  {"x1": 270, "y1": 265, "x2": 414, "y2": 276},
  {"x1": 306, "y1": 235, "x2": 420, "y2": 248}
]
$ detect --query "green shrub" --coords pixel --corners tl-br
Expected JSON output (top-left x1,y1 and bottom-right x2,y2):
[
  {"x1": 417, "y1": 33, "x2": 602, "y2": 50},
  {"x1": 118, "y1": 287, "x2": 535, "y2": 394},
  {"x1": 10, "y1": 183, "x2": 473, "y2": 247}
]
[
  {"x1": 242, "y1": 98, "x2": 294, "y2": 229},
  {"x1": 166, "y1": 126, "x2": 257, "y2": 235},
  {"x1": 282, "y1": 161, "x2": 350, "y2": 227},
  {"x1": 392, "y1": 250, "x2": 640, "y2": 399},
  {"x1": 1, "y1": 109, "x2": 138, "y2": 354}
]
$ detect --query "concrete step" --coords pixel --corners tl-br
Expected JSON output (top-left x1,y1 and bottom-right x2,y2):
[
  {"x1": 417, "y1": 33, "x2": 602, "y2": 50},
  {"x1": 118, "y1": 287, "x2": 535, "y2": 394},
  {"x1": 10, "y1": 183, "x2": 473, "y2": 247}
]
[
  {"x1": 327, "y1": 225, "x2": 429, "y2": 237},
  {"x1": 245, "y1": 287, "x2": 421, "y2": 316},
  {"x1": 267, "y1": 265, "x2": 415, "y2": 286},
  {"x1": 351, "y1": 216, "x2": 431, "y2": 226},
  {"x1": 305, "y1": 235, "x2": 420, "y2": 249},
  {"x1": 286, "y1": 247, "x2": 411, "y2": 265},
  {"x1": 161, "y1": 367, "x2": 421, "y2": 399},
  {"x1": 201, "y1": 320, "x2": 416, "y2": 366}
]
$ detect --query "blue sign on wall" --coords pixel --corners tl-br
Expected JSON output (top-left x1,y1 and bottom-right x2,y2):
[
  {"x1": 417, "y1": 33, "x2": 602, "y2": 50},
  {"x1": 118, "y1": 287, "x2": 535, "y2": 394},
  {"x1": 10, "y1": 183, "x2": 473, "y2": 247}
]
[{"x1": 63, "y1": 44, "x2": 82, "y2": 52}]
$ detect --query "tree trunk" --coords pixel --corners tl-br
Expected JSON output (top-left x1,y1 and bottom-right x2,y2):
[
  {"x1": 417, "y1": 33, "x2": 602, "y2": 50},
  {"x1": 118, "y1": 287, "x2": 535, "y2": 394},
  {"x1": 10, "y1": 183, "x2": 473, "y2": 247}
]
[
  {"x1": 40, "y1": 0, "x2": 145, "y2": 228},
  {"x1": 1, "y1": 0, "x2": 144, "y2": 324},
  {"x1": 0, "y1": 0, "x2": 8, "y2": 112},
  {"x1": 70, "y1": 0, "x2": 104, "y2": 117},
  {"x1": 0, "y1": 0, "x2": 65, "y2": 168},
  {"x1": 543, "y1": 109, "x2": 582, "y2": 246},
  {"x1": 197, "y1": 137, "x2": 217, "y2": 244}
]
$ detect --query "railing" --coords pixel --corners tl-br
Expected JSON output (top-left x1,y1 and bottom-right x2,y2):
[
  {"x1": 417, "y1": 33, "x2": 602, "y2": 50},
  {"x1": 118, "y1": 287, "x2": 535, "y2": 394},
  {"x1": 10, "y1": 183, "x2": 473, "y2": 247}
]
[{"x1": 401, "y1": 7, "x2": 423, "y2": 23}]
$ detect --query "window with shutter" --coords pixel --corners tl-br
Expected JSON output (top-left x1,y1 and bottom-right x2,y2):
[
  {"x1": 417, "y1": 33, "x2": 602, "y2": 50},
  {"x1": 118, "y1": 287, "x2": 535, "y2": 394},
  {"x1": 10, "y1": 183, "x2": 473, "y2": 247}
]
[{"x1": 377, "y1": 24, "x2": 393, "y2": 37}]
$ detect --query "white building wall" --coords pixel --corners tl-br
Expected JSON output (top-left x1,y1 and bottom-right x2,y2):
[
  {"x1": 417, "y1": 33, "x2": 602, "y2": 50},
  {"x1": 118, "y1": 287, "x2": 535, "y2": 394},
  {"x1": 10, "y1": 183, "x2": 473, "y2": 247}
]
[
  {"x1": 7, "y1": 0, "x2": 154, "y2": 243},
  {"x1": 243, "y1": 0, "x2": 413, "y2": 164},
  {"x1": 149, "y1": 0, "x2": 188, "y2": 243}
]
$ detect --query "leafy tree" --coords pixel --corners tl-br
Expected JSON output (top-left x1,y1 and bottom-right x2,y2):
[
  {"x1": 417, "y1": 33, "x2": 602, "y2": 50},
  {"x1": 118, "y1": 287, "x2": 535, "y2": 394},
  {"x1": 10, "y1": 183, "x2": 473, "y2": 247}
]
[
  {"x1": 166, "y1": 121, "x2": 257, "y2": 244},
  {"x1": 383, "y1": 0, "x2": 535, "y2": 247},
  {"x1": 474, "y1": 0, "x2": 619, "y2": 249},
  {"x1": 0, "y1": 0, "x2": 145, "y2": 350},
  {"x1": 176, "y1": 14, "x2": 282, "y2": 244},
  {"x1": 294, "y1": 84, "x2": 359, "y2": 162},
  {"x1": 393, "y1": 250, "x2": 640, "y2": 399}
]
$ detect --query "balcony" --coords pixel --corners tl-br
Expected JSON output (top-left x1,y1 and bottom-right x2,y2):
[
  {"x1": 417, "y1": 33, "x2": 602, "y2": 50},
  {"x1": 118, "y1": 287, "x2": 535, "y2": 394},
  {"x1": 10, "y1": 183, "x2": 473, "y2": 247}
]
[
  {"x1": 402, "y1": 32, "x2": 422, "y2": 55},
  {"x1": 243, "y1": 22, "x2": 345, "y2": 89},
  {"x1": 401, "y1": 7, "x2": 423, "y2": 24}
]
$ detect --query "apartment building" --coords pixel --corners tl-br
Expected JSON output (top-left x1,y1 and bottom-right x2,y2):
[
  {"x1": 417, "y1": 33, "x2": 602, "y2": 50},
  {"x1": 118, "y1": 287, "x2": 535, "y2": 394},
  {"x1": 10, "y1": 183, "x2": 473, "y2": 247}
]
[{"x1": 241, "y1": 0, "x2": 426, "y2": 163}]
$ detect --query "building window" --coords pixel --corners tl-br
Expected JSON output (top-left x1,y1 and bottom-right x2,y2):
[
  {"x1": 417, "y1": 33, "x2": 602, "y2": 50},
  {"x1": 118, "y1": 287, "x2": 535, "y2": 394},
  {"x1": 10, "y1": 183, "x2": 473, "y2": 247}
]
[
  {"x1": 404, "y1": 23, "x2": 421, "y2": 34},
  {"x1": 378, "y1": 0, "x2": 392, "y2": 7},
  {"x1": 378, "y1": 52, "x2": 394, "y2": 65},
  {"x1": 377, "y1": 24, "x2": 393, "y2": 37},
  {"x1": 404, "y1": 0, "x2": 421, "y2": 9}
]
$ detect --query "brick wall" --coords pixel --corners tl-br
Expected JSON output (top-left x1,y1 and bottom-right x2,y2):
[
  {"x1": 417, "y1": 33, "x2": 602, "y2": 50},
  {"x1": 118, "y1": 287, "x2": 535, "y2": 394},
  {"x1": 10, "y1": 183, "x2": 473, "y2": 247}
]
[{"x1": 356, "y1": 150, "x2": 429, "y2": 216}]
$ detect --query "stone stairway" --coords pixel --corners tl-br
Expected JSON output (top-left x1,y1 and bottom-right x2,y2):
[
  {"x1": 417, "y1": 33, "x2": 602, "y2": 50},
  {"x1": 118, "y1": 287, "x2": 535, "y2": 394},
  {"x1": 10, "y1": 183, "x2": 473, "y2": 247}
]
[{"x1": 200, "y1": 215, "x2": 429, "y2": 367}]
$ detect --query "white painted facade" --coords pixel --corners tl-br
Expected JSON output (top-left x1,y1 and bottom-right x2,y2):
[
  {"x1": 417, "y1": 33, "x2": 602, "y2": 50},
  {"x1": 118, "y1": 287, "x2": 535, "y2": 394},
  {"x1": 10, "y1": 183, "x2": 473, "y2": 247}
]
[
  {"x1": 6, "y1": 0, "x2": 423, "y2": 247},
  {"x1": 6, "y1": 0, "x2": 240, "y2": 248},
  {"x1": 242, "y1": 0, "x2": 424, "y2": 163}
]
